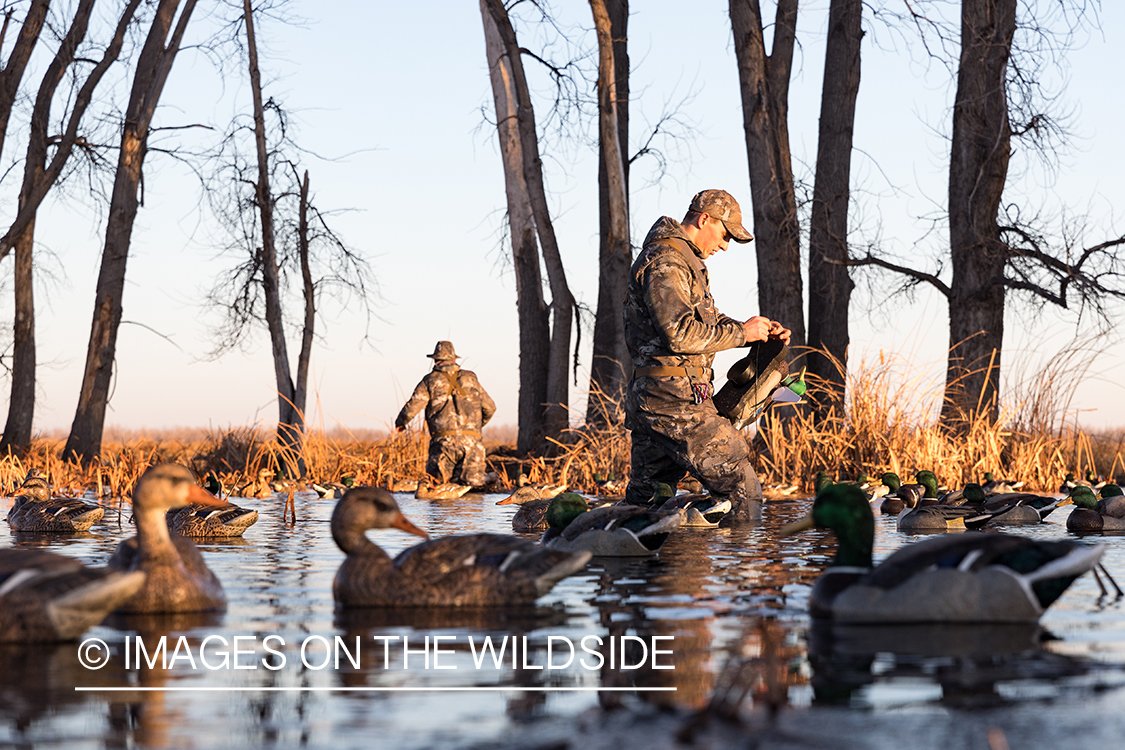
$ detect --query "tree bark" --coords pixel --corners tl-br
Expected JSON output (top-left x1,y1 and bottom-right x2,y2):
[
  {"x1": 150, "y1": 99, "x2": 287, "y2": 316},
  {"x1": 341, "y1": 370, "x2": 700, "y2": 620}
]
[
  {"x1": 483, "y1": 0, "x2": 574, "y2": 448},
  {"x1": 943, "y1": 0, "x2": 1015, "y2": 424},
  {"x1": 63, "y1": 0, "x2": 197, "y2": 464},
  {"x1": 291, "y1": 169, "x2": 315, "y2": 477},
  {"x1": 2, "y1": 0, "x2": 99, "y2": 453},
  {"x1": 0, "y1": 0, "x2": 49, "y2": 163},
  {"x1": 586, "y1": 0, "x2": 631, "y2": 428},
  {"x1": 241, "y1": 0, "x2": 305, "y2": 474},
  {"x1": 729, "y1": 0, "x2": 805, "y2": 347},
  {"x1": 480, "y1": 0, "x2": 550, "y2": 453},
  {"x1": 806, "y1": 0, "x2": 861, "y2": 409}
]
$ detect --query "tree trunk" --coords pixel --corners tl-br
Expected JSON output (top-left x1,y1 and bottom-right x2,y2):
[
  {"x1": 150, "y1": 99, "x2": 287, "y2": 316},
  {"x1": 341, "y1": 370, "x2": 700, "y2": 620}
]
[
  {"x1": 63, "y1": 0, "x2": 197, "y2": 465},
  {"x1": 290, "y1": 169, "x2": 316, "y2": 478},
  {"x1": 0, "y1": 0, "x2": 49, "y2": 162},
  {"x1": 806, "y1": 0, "x2": 861, "y2": 409},
  {"x1": 943, "y1": 0, "x2": 1015, "y2": 424},
  {"x1": 2, "y1": 0, "x2": 98, "y2": 453},
  {"x1": 586, "y1": 0, "x2": 631, "y2": 428},
  {"x1": 729, "y1": 0, "x2": 805, "y2": 347},
  {"x1": 482, "y1": 0, "x2": 570, "y2": 450},
  {"x1": 1, "y1": 217, "x2": 35, "y2": 453},
  {"x1": 242, "y1": 0, "x2": 304, "y2": 473}
]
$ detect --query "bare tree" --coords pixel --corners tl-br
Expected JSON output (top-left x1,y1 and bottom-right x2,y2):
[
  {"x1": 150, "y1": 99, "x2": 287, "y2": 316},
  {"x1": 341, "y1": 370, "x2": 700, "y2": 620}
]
[
  {"x1": 64, "y1": 0, "x2": 197, "y2": 465},
  {"x1": 204, "y1": 2, "x2": 375, "y2": 478},
  {"x1": 0, "y1": 0, "x2": 49, "y2": 163},
  {"x1": 1, "y1": 0, "x2": 141, "y2": 453},
  {"x1": 480, "y1": 0, "x2": 575, "y2": 451},
  {"x1": 585, "y1": 0, "x2": 630, "y2": 428},
  {"x1": 844, "y1": 0, "x2": 1125, "y2": 423},
  {"x1": 729, "y1": 0, "x2": 805, "y2": 348},
  {"x1": 806, "y1": 0, "x2": 862, "y2": 408}
]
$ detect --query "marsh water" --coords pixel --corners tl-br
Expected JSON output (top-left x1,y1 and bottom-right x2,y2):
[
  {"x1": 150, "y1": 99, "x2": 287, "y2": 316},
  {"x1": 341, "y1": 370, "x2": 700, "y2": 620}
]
[{"x1": 2, "y1": 489, "x2": 1124, "y2": 749}]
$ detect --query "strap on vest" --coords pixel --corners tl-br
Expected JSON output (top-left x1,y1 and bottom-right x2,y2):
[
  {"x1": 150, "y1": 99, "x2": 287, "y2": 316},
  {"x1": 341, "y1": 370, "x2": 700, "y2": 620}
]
[{"x1": 634, "y1": 365, "x2": 712, "y2": 379}]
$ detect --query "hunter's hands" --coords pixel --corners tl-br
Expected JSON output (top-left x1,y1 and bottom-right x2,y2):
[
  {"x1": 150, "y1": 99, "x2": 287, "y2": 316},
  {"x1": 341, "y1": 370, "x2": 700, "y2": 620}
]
[{"x1": 743, "y1": 316, "x2": 792, "y2": 345}]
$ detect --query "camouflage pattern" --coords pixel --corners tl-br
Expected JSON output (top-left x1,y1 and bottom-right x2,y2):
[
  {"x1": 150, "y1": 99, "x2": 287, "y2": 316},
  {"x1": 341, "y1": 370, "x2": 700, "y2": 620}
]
[
  {"x1": 688, "y1": 189, "x2": 753, "y2": 242},
  {"x1": 396, "y1": 362, "x2": 496, "y2": 486},
  {"x1": 623, "y1": 216, "x2": 762, "y2": 522}
]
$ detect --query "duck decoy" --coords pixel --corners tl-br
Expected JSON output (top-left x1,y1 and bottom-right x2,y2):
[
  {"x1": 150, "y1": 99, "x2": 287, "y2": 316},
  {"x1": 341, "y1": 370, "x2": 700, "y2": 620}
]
[
  {"x1": 107, "y1": 464, "x2": 228, "y2": 613},
  {"x1": 388, "y1": 478, "x2": 419, "y2": 493},
  {"x1": 540, "y1": 494, "x2": 683, "y2": 557},
  {"x1": 1067, "y1": 485, "x2": 1125, "y2": 532},
  {"x1": 896, "y1": 499, "x2": 1010, "y2": 532},
  {"x1": 876, "y1": 473, "x2": 923, "y2": 516},
  {"x1": 415, "y1": 476, "x2": 472, "y2": 501},
  {"x1": 7, "y1": 471, "x2": 105, "y2": 532},
  {"x1": 0, "y1": 548, "x2": 146, "y2": 642},
  {"x1": 331, "y1": 486, "x2": 591, "y2": 607},
  {"x1": 981, "y1": 472, "x2": 1024, "y2": 495},
  {"x1": 495, "y1": 482, "x2": 572, "y2": 531},
  {"x1": 969, "y1": 484, "x2": 1072, "y2": 525},
  {"x1": 312, "y1": 476, "x2": 356, "y2": 499},
  {"x1": 781, "y1": 484, "x2": 1110, "y2": 622},
  {"x1": 166, "y1": 500, "x2": 259, "y2": 538},
  {"x1": 649, "y1": 483, "x2": 732, "y2": 527}
]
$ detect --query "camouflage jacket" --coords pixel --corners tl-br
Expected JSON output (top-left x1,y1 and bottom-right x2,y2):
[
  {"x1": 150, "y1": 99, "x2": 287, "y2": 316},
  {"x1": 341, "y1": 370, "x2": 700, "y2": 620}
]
[
  {"x1": 395, "y1": 364, "x2": 496, "y2": 436},
  {"x1": 624, "y1": 217, "x2": 747, "y2": 377}
]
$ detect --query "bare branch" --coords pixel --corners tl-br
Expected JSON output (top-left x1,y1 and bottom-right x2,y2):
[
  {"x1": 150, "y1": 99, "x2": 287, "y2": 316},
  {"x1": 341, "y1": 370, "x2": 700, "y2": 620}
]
[{"x1": 830, "y1": 252, "x2": 952, "y2": 298}]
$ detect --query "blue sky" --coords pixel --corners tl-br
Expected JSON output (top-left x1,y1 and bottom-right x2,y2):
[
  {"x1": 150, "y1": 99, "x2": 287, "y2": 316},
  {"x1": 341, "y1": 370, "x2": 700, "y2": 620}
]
[{"x1": 6, "y1": 0, "x2": 1124, "y2": 436}]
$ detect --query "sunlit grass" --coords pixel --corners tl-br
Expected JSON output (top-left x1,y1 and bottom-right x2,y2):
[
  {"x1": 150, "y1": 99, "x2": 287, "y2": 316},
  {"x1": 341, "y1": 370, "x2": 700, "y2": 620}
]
[{"x1": 3, "y1": 350, "x2": 1121, "y2": 499}]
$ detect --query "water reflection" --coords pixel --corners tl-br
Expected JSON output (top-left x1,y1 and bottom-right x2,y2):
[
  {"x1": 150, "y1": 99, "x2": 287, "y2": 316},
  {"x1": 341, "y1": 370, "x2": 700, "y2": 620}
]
[{"x1": 0, "y1": 493, "x2": 1123, "y2": 747}]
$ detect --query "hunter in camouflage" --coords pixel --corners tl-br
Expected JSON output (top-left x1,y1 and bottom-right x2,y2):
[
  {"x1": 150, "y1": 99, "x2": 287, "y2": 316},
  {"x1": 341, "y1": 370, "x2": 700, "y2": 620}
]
[
  {"x1": 395, "y1": 341, "x2": 497, "y2": 487},
  {"x1": 623, "y1": 190, "x2": 791, "y2": 522}
]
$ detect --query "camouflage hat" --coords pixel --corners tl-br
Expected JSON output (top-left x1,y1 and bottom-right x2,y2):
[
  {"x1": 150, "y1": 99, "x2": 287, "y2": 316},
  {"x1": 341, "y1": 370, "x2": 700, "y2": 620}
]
[
  {"x1": 689, "y1": 189, "x2": 753, "y2": 243},
  {"x1": 426, "y1": 341, "x2": 459, "y2": 361}
]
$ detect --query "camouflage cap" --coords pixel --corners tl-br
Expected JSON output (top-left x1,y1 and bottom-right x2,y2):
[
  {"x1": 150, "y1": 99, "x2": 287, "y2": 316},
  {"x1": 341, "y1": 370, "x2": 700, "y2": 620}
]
[
  {"x1": 689, "y1": 189, "x2": 753, "y2": 243},
  {"x1": 427, "y1": 340, "x2": 460, "y2": 361}
]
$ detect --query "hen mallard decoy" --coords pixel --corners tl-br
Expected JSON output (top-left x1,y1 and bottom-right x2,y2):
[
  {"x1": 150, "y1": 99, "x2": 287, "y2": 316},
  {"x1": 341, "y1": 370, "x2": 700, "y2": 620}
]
[
  {"x1": 415, "y1": 476, "x2": 472, "y2": 500},
  {"x1": 781, "y1": 484, "x2": 1109, "y2": 622},
  {"x1": 1067, "y1": 485, "x2": 1125, "y2": 532},
  {"x1": 331, "y1": 486, "x2": 591, "y2": 606},
  {"x1": 166, "y1": 500, "x2": 258, "y2": 538},
  {"x1": 649, "y1": 483, "x2": 732, "y2": 527},
  {"x1": 495, "y1": 482, "x2": 572, "y2": 531},
  {"x1": 896, "y1": 499, "x2": 1010, "y2": 532},
  {"x1": 107, "y1": 464, "x2": 227, "y2": 613},
  {"x1": 7, "y1": 471, "x2": 105, "y2": 532},
  {"x1": 0, "y1": 548, "x2": 146, "y2": 642},
  {"x1": 540, "y1": 494, "x2": 683, "y2": 556}
]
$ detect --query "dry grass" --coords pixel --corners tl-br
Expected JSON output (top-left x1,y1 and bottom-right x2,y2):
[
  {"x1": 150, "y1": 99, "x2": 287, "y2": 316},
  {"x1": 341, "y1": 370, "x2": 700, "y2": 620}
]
[{"x1": 2, "y1": 351, "x2": 1120, "y2": 500}]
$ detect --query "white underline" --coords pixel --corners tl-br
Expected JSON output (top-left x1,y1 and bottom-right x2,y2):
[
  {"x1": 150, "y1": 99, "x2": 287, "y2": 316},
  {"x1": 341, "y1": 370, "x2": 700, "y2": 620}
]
[{"x1": 75, "y1": 686, "x2": 676, "y2": 693}]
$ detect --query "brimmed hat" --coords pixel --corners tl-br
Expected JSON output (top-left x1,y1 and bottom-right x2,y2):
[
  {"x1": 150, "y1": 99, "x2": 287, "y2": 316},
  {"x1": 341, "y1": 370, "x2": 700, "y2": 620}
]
[
  {"x1": 427, "y1": 341, "x2": 459, "y2": 361},
  {"x1": 689, "y1": 189, "x2": 753, "y2": 242}
]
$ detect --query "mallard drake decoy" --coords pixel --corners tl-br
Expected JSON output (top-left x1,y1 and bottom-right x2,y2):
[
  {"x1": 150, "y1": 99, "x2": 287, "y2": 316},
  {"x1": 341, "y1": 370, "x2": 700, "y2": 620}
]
[
  {"x1": 415, "y1": 476, "x2": 472, "y2": 501},
  {"x1": 312, "y1": 476, "x2": 356, "y2": 499},
  {"x1": 166, "y1": 500, "x2": 258, "y2": 538},
  {"x1": 813, "y1": 471, "x2": 835, "y2": 496},
  {"x1": 1066, "y1": 485, "x2": 1125, "y2": 532},
  {"x1": 649, "y1": 483, "x2": 732, "y2": 527},
  {"x1": 781, "y1": 484, "x2": 1108, "y2": 622},
  {"x1": 331, "y1": 486, "x2": 591, "y2": 606},
  {"x1": 0, "y1": 548, "x2": 146, "y2": 642},
  {"x1": 7, "y1": 471, "x2": 105, "y2": 532},
  {"x1": 107, "y1": 464, "x2": 227, "y2": 613},
  {"x1": 981, "y1": 472, "x2": 1024, "y2": 495},
  {"x1": 973, "y1": 484, "x2": 1072, "y2": 525},
  {"x1": 540, "y1": 494, "x2": 683, "y2": 557},
  {"x1": 876, "y1": 473, "x2": 922, "y2": 515},
  {"x1": 495, "y1": 482, "x2": 572, "y2": 531},
  {"x1": 896, "y1": 501, "x2": 1008, "y2": 532}
]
